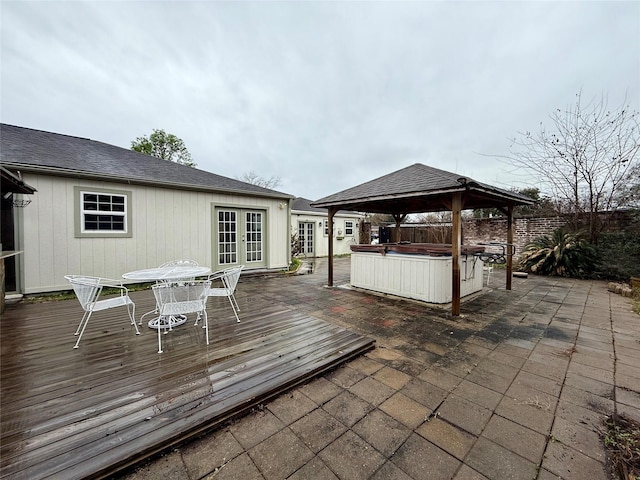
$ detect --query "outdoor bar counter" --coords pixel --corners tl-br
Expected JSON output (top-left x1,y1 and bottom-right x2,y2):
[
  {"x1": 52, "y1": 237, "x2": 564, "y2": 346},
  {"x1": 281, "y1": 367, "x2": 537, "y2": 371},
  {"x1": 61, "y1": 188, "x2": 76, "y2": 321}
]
[{"x1": 349, "y1": 243, "x2": 485, "y2": 304}]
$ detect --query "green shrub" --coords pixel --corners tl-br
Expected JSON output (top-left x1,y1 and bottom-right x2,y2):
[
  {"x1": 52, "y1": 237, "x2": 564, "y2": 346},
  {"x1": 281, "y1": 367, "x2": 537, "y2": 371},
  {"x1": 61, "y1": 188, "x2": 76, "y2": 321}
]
[
  {"x1": 597, "y1": 231, "x2": 640, "y2": 281},
  {"x1": 519, "y1": 228, "x2": 598, "y2": 278}
]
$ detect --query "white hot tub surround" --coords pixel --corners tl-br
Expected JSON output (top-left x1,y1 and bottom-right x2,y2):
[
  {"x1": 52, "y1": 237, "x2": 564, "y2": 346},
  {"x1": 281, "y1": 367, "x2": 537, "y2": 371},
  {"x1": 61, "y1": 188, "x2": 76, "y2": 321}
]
[{"x1": 350, "y1": 251, "x2": 484, "y2": 304}]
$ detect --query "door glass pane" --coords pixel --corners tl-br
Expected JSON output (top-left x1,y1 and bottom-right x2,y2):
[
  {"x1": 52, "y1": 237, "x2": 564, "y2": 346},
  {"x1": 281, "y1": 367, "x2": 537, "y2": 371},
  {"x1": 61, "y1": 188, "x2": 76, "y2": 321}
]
[
  {"x1": 218, "y1": 210, "x2": 237, "y2": 264},
  {"x1": 245, "y1": 211, "x2": 263, "y2": 263}
]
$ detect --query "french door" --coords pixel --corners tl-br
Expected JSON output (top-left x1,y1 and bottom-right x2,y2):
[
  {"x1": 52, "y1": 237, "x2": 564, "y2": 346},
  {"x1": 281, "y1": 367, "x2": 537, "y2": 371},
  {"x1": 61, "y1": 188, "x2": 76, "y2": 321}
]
[
  {"x1": 298, "y1": 222, "x2": 315, "y2": 255},
  {"x1": 215, "y1": 208, "x2": 266, "y2": 269}
]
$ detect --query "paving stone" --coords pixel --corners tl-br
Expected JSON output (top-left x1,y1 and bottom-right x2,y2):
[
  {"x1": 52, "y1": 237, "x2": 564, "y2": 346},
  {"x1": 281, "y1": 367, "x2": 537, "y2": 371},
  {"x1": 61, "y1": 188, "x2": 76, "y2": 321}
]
[
  {"x1": 452, "y1": 379, "x2": 503, "y2": 410},
  {"x1": 511, "y1": 370, "x2": 563, "y2": 397},
  {"x1": 317, "y1": 430, "x2": 386, "y2": 480},
  {"x1": 181, "y1": 428, "x2": 244, "y2": 479},
  {"x1": 120, "y1": 450, "x2": 189, "y2": 480},
  {"x1": 369, "y1": 461, "x2": 413, "y2": 480},
  {"x1": 566, "y1": 361, "x2": 614, "y2": 384},
  {"x1": 559, "y1": 384, "x2": 614, "y2": 415},
  {"x1": 436, "y1": 393, "x2": 492, "y2": 436},
  {"x1": 229, "y1": 409, "x2": 285, "y2": 450},
  {"x1": 542, "y1": 439, "x2": 608, "y2": 480},
  {"x1": 322, "y1": 389, "x2": 375, "y2": 427},
  {"x1": 465, "y1": 365, "x2": 514, "y2": 394},
  {"x1": 486, "y1": 349, "x2": 527, "y2": 368},
  {"x1": 564, "y1": 371, "x2": 614, "y2": 398},
  {"x1": 521, "y1": 359, "x2": 567, "y2": 382},
  {"x1": 505, "y1": 382, "x2": 559, "y2": 412},
  {"x1": 248, "y1": 428, "x2": 314, "y2": 480},
  {"x1": 289, "y1": 408, "x2": 347, "y2": 453},
  {"x1": 555, "y1": 399, "x2": 607, "y2": 431},
  {"x1": 452, "y1": 464, "x2": 490, "y2": 480},
  {"x1": 298, "y1": 377, "x2": 343, "y2": 406},
  {"x1": 379, "y1": 392, "x2": 431, "y2": 429},
  {"x1": 465, "y1": 437, "x2": 538, "y2": 480},
  {"x1": 391, "y1": 433, "x2": 461, "y2": 480},
  {"x1": 494, "y1": 394, "x2": 555, "y2": 435},
  {"x1": 481, "y1": 414, "x2": 547, "y2": 464},
  {"x1": 325, "y1": 365, "x2": 366, "y2": 388},
  {"x1": 400, "y1": 377, "x2": 449, "y2": 410},
  {"x1": 267, "y1": 389, "x2": 318, "y2": 425},
  {"x1": 373, "y1": 366, "x2": 413, "y2": 390},
  {"x1": 551, "y1": 416, "x2": 606, "y2": 463},
  {"x1": 417, "y1": 366, "x2": 464, "y2": 391},
  {"x1": 202, "y1": 452, "x2": 264, "y2": 480},
  {"x1": 536, "y1": 468, "x2": 564, "y2": 480},
  {"x1": 287, "y1": 457, "x2": 338, "y2": 480},
  {"x1": 352, "y1": 408, "x2": 412, "y2": 457},
  {"x1": 367, "y1": 346, "x2": 404, "y2": 361},
  {"x1": 349, "y1": 355, "x2": 385, "y2": 375},
  {"x1": 350, "y1": 376, "x2": 396, "y2": 406},
  {"x1": 416, "y1": 417, "x2": 476, "y2": 460},
  {"x1": 617, "y1": 402, "x2": 640, "y2": 423},
  {"x1": 617, "y1": 372, "x2": 640, "y2": 392}
]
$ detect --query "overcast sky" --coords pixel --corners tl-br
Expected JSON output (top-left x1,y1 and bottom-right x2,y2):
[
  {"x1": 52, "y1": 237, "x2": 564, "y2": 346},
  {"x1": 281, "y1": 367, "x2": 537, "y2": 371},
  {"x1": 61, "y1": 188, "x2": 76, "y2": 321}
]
[{"x1": 2, "y1": 1, "x2": 638, "y2": 200}]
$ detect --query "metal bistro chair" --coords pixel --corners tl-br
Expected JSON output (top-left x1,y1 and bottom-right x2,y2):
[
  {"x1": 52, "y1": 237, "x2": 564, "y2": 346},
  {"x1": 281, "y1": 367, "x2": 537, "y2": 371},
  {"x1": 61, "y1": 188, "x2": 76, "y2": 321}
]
[
  {"x1": 139, "y1": 259, "x2": 201, "y2": 326},
  {"x1": 198, "y1": 265, "x2": 244, "y2": 325},
  {"x1": 65, "y1": 275, "x2": 140, "y2": 349},
  {"x1": 152, "y1": 279, "x2": 211, "y2": 353}
]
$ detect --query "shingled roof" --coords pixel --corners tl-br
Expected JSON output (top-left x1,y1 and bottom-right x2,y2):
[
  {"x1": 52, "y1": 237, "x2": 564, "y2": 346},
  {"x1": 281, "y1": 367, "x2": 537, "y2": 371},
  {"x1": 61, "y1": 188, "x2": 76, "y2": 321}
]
[
  {"x1": 292, "y1": 197, "x2": 363, "y2": 216},
  {"x1": 0, "y1": 124, "x2": 292, "y2": 200},
  {"x1": 312, "y1": 163, "x2": 533, "y2": 213}
]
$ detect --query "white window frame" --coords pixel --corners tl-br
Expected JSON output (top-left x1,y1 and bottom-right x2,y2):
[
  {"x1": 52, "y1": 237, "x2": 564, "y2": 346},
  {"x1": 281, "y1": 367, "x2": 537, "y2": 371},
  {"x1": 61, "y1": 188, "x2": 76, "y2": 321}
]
[
  {"x1": 75, "y1": 187, "x2": 132, "y2": 238},
  {"x1": 345, "y1": 221, "x2": 354, "y2": 236}
]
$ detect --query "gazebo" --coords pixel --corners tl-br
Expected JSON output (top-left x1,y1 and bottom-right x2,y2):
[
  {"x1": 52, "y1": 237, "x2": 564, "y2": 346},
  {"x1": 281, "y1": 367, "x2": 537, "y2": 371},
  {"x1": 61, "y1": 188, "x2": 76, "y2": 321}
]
[{"x1": 311, "y1": 163, "x2": 534, "y2": 316}]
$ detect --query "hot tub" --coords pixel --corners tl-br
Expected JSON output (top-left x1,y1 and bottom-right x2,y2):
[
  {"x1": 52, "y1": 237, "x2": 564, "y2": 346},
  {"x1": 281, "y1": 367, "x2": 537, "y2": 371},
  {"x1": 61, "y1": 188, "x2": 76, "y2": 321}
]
[{"x1": 349, "y1": 243, "x2": 485, "y2": 304}]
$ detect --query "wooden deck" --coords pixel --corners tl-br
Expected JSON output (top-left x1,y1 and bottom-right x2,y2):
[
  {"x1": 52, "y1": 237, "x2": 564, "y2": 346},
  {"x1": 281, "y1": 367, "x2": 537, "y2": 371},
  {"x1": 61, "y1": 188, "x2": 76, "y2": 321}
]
[{"x1": 0, "y1": 284, "x2": 374, "y2": 480}]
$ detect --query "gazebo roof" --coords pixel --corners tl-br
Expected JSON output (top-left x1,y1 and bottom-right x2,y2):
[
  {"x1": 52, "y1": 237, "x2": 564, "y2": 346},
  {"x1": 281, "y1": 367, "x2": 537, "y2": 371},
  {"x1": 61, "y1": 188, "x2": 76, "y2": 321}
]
[{"x1": 312, "y1": 163, "x2": 533, "y2": 213}]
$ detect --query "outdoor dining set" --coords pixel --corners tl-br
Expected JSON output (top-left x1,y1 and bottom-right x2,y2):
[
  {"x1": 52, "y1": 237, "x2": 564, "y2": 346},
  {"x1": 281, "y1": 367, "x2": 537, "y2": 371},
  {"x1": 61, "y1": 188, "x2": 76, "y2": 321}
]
[{"x1": 64, "y1": 260, "x2": 243, "y2": 353}]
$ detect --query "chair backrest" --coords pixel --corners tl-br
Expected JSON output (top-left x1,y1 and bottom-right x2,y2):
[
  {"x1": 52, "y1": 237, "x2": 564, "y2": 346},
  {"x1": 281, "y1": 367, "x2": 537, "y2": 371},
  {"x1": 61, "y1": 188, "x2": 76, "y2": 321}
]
[
  {"x1": 64, "y1": 275, "x2": 102, "y2": 311},
  {"x1": 159, "y1": 259, "x2": 199, "y2": 268},
  {"x1": 152, "y1": 280, "x2": 211, "y2": 315},
  {"x1": 222, "y1": 265, "x2": 244, "y2": 293}
]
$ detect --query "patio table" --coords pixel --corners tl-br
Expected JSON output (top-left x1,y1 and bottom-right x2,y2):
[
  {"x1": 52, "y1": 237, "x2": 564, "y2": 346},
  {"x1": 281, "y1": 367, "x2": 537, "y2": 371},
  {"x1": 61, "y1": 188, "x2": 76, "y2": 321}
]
[{"x1": 123, "y1": 265, "x2": 211, "y2": 329}]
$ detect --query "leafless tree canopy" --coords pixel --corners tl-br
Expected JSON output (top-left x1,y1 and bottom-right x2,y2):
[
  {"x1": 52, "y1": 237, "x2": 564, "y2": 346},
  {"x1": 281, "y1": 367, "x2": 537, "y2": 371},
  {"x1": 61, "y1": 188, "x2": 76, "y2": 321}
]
[
  {"x1": 239, "y1": 171, "x2": 281, "y2": 189},
  {"x1": 505, "y1": 92, "x2": 640, "y2": 242}
]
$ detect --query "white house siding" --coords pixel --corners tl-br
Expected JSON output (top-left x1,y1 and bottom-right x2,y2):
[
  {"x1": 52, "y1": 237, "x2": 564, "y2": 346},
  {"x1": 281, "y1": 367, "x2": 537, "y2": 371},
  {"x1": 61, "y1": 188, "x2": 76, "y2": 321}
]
[
  {"x1": 291, "y1": 211, "x2": 361, "y2": 257},
  {"x1": 20, "y1": 174, "x2": 289, "y2": 294}
]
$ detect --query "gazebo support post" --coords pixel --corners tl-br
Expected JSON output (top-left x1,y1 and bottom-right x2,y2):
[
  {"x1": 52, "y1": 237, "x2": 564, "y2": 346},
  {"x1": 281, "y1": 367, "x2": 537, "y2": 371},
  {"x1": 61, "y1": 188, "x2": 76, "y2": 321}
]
[
  {"x1": 392, "y1": 213, "x2": 407, "y2": 242},
  {"x1": 506, "y1": 204, "x2": 514, "y2": 291},
  {"x1": 451, "y1": 193, "x2": 462, "y2": 316},
  {"x1": 327, "y1": 207, "x2": 337, "y2": 287}
]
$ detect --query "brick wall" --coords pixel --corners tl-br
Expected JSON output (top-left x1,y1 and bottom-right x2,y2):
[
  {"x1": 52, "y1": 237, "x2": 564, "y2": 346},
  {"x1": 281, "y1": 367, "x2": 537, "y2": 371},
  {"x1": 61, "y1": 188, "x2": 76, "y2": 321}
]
[{"x1": 463, "y1": 217, "x2": 567, "y2": 254}]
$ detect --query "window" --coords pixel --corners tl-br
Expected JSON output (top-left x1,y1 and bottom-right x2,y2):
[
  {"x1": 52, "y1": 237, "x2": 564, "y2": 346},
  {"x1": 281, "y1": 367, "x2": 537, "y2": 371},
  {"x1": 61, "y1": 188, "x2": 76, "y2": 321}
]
[
  {"x1": 324, "y1": 220, "x2": 329, "y2": 236},
  {"x1": 75, "y1": 187, "x2": 132, "y2": 238},
  {"x1": 345, "y1": 221, "x2": 354, "y2": 236}
]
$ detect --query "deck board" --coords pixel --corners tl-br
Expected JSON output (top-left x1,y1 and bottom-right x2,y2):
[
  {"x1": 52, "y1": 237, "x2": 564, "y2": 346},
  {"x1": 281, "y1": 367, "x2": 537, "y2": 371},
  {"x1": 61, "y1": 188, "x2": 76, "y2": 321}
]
[{"x1": 1, "y1": 286, "x2": 374, "y2": 480}]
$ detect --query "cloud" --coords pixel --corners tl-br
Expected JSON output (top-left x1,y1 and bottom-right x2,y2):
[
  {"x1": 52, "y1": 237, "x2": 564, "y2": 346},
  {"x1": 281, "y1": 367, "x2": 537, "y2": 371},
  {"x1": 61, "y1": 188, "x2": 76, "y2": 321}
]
[{"x1": 1, "y1": 1, "x2": 638, "y2": 199}]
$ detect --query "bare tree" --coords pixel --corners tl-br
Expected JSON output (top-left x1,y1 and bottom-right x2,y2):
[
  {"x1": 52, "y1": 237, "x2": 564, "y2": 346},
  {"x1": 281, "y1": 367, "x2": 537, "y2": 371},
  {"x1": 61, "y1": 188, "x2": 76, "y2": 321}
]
[
  {"x1": 505, "y1": 92, "x2": 640, "y2": 243},
  {"x1": 239, "y1": 171, "x2": 281, "y2": 189}
]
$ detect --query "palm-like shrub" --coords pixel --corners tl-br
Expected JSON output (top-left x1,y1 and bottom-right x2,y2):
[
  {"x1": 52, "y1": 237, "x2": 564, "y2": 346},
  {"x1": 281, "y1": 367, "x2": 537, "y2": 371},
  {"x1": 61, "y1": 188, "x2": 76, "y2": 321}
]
[{"x1": 519, "y1": 229, "x2": 598, "y2": 278}]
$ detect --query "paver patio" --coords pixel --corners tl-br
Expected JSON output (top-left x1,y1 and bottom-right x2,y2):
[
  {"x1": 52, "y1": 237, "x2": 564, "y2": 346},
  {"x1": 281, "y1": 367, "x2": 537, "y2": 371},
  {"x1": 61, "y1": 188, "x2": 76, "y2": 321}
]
[{"x1": 112, "y1": 256, "x2": 639, "y2": 480}]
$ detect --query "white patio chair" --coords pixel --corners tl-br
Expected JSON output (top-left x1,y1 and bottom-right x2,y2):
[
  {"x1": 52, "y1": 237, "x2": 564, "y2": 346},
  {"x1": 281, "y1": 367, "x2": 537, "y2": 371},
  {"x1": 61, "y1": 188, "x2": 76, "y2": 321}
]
[
  {"x1": 152, "y1": 280, "x2": 211, "y2": 353},
  {"x1": 138, "y1": 259, "x2": 201, "y2": 325},
  {"x1": 64, "y1": 275, "x2": 140, "y2": 349},
  {"x1": 199, "y1": 265, "x2": 244, "y2": 324}
]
